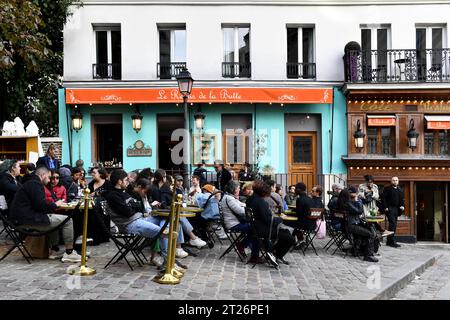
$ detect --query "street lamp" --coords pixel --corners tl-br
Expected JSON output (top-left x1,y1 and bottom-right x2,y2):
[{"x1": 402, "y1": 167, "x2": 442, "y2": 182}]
[
  {"x1": 353, "y1": 119, "x2": 365, "y2": 151},
  {"x1": 407, "y1": 118, "x2": 419, "y2": 151},
  {"x1": 71, "y1": 105, "x2": 83, "y2": 132},
  {"x1": 131, "y1": 106, "x2": 143, "y2": 133},
  {"x1": 176, "y1": 67, "x2": 194, "y2": 178}
]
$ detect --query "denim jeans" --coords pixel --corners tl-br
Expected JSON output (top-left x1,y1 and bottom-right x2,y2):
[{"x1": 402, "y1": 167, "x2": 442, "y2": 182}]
[
  {"x1": 180, "y1": 217, "x2": 193, "y2": 237},
  {"x1": 126, "y1": 216, "x2": 162, "y2": 239},
  {"x1": 230, "y1": 222, "x2": 259, "y2": 257},
  {"x1": 151, "y1": 216, "x2": 185, "y2": 258}
]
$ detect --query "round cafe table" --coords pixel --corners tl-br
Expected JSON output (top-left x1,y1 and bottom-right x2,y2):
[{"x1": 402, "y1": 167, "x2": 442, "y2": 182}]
[
  {"x1": 284, "y1": 210, "x2": 296, "y2": 216},
  {"x1": 151, "y1": 208, "x2": 200, "y2": 218},
  {"x1": 279, "y1": 213, "x2": 298, "y2": 221},
  {"x1": 365, "y1": 215, "x2": 385, "y2": 223}
]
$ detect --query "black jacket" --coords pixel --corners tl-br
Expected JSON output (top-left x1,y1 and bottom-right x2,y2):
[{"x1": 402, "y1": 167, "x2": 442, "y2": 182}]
[
  {"x1": 150, "y1": 184, "x2": 173, "y2": 209},
  {"x1": 105, "y1": 187, "x2": 142, "y2": 232},
  {"x1": 382, "y1": 185, "x2": 405, "y2": 209},
  {"x1": 36, "y1": 155, "x2": 60, "y2": 171},
  {"x1": 9, "y1": 175, "x2": 56, "y2": 225},
  {"x1": 0, "y1": 172, "x2": 20, "y2": 208},
  {"x1": 246, "y1": 194, "x2": 282, "y2": 238},
  {"x1": 88, "y1": 180, "x2": 112, "y2": 198},
  {"x1": 216, "y1": 168, "x2": 232, "y2": 191},
  {"x1": 193, "y1": 167, "x2": 207, "y2": 186},
  {"x1": 296, "y1": 193, "x2": 316, "y2": 229},
  {"x1": 343, "y1": 201, "x2": 364, "y2": 226},
  {"x1": 311, "y1": 197, "x2": 324, "y2": 209}
]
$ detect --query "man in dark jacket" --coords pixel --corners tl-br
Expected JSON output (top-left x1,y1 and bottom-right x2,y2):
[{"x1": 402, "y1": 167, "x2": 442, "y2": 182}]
[
  {"x1": 214, "y1": 160, "x2": 232, "y2": 191},
  {"x1": 36, "y1": 144, "x2": 60, "y2": 171},
  {"x1": 295, "y1": 182, "x2": 316, "y2": 230},
  {"x1": 381, "y1": 176, "x2": 405, "y2": 248},
  {"x1": 9, "y1": 166, "x2": 80, "y2": 262},
  {"x1": 0, "y1": 159, "x2": 21, "y2": 211},
  {"x1": 193, "y1": 164, "x2": 207, "y2": 186}
]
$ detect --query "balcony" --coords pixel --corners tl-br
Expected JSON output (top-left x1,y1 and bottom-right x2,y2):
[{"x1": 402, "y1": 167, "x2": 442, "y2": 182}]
[
  {"x1": 286, "y1": 62, "x2": 316, "y2": 79},
  {"x1": 92, "y1": 63, "x2": 121, "y2": 80},
  {"x1": 157, "y1": 62, "x2": 186, "y2": 79},
  {"x1": 345, "y1": 49, "x2": 450, "y2": 83},
  {"x1": 222, "y1": 62, "x2": 251, "y2": 78}
]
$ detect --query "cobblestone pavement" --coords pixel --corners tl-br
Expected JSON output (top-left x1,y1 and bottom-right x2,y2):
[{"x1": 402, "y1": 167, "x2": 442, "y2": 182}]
[
  {"x1": 392, "y1": 247, "x2": 450, "y2": 300},
  {"x1": 0, "y1": 232, "x2": 446, "y2": 300}
]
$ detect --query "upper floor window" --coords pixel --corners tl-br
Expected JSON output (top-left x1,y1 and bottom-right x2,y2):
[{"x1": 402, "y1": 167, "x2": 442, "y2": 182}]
[
  {"x1": 416, "y1": 24, "x2": 447, "y2": 81},
  {"x1": 93, "y1": 24, "x2": 121, "y2": 80},
  {"x1": 286, "y1": 25, "x2": 315, "y2": 79},
  {"x1": 158, "y1": 25, "x2": 186, "y2": 79},
  {"x1": 367, "y1": 115, "x2": 395, "y2": 156},
  {"x1": 360, "y1": 24, "x2": 391, "y2": 81},
  {"x1": 222, "y1": 25, "x2": 251, "y2": 78}
]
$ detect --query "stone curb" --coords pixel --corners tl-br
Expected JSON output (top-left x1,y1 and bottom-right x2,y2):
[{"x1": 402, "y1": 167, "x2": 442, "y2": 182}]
[{"x1": 342, "y1": 252, "x2": 442, "y2": 300}]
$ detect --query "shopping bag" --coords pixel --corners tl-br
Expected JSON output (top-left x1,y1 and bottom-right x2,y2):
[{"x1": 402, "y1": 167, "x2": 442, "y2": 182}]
[{"x1": 315, "y1": 219, "x2": 326, "y2": 239}]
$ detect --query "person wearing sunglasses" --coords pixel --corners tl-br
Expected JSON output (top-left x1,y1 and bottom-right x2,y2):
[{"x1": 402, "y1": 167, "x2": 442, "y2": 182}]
[{"x1": 44, "y1": 171, "x2": 67, "y2": 203}]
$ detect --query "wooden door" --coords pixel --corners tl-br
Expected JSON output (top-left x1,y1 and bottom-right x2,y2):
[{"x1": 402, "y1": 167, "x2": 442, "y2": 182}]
[{"x1": 287, "y1": 132, "x2": 316, "y2": 191}]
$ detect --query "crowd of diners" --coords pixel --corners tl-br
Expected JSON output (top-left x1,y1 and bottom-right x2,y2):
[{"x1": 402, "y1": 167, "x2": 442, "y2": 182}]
[{"x1": 0, "y1": 144, "x2": 404, "y2": 266}]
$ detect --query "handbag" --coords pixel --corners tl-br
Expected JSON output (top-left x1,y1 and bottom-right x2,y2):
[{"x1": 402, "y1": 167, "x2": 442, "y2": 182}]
[{"x1": 315, "y1": 219, "x2": 326, "y2": 239}]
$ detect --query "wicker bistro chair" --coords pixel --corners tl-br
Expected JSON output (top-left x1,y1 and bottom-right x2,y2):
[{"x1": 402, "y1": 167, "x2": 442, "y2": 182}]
[
  {"x1": 0, "y1": 203, "x2": 80, "y2": 264},
  {"x1": 99, "y1": 200, "x2": 169, "y2": 271},
  {"x1": 217, "y1": 200, "x2": 248, "y2": 262},
  {"x1": 300, "y1": 208, "x2": 325, "y2": 256}
]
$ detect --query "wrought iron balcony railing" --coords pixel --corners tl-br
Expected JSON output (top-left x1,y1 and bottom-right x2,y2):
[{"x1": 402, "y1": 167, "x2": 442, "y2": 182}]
[
  {"x1": 222, "y1": 62, "x2": 251, "y2": 78},
  {"x1": 286, "y1": 62, "x2": 316, "y2": 79},
  {"x1": 344, "y1": 48, "x2": 450, "y2": 83},
  {"x1": 92, "y1": 63, "x2": 121, "y2": 80},
  {"x1": 157, "y1": 62, "x2": 187, "y2": 79}
]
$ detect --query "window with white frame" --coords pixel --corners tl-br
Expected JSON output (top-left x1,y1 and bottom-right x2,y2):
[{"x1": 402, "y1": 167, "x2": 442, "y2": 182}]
[
  {"x1": 93, "y1": 24, "x2": 121, "y2": 80},
  {"x1": 360, "y1": 24, "x2": 391, "y2": 81},
  {"x1": 222, "y1": 25, "x2": 250, "y2": 78},
  {"x1": 158, "y1": 25, "x2": 186, "y2": 79},
  {"x1": 416, "y1": 24, "x2": 447, "y2": 80},
  {"x1": 286, "y1": 25, "x2": 315, "y2": 79}
]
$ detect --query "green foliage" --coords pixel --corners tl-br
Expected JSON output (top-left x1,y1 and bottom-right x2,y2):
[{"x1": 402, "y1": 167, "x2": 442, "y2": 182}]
[
  {"x1": 252, "y1": 132, "x2": 268, "y2": 179},
  {"x1": 0, "y1": 0, "x2": 81, "y2": 136}
]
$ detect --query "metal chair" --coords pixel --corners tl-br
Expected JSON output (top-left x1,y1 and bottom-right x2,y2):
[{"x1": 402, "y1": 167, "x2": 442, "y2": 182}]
[
  {"x1": 217, "y1": 200, "x2": 248, "y2": 262},
  {"x1": 300, "y1": 208, "x2": 325, "y2": 256}
]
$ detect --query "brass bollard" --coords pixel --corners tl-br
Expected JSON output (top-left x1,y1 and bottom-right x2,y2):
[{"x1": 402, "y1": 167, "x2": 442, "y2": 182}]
[
  {"x1": 69, "y1": 188, "x2": 96, "y2": 276},
  {"x1": 153, "y1": 194, "x2": 184, "y2": 284}
]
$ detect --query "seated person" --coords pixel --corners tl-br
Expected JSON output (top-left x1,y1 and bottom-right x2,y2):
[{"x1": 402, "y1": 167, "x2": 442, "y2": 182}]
[
  {"x1": 239, "y1": 182, "x2": 253, "y2": 203},
  {"x1": 246, "y1": 180, "x2": 295, "y2": 265},
  {"x1": 284, "y1": 185, "x2": 297, "y2": 206},
  {"x1": 188, "y1": 175, "x2": 202, "y2": 200},
  {"x1": 106, "y1": 170, "x2": 184, "y2": 262},
  {"x1": 264, "y1": 180, "x2": 284, "y2": 215},
  {"x1": 194, "y1": 184, "x2": 222, "y2": 240},
  {"x1": 88, "y1": 167, "x2": 112, "y2": 198},
  {"x1": 66, "y1": 167, "x2": 83, "y2": 202},
  {"x1": 44, "y1": 171, "x2": 67, "y2": 203},
  {"x1": 9, "y1": 167, "x2": 80, "y2": 262},
  {"x1": 337, "y1": 187, "x2": 378, "y2": 263},
  {"x1": 0, "y1": 159, "x2": 21, "y2": 212},
  {"x1": 220, "y1": 180, "x2": 258, "y2": 260},
  {"x1": 275, "y1": 184, "x2": 288, "y2": 211},
  {"x1": 150, "y1": 169, "x2": 172, "y2": 209},
  {"x1": 20, "y1": 163, "x2": 36, "y2": 185},
  {"x1": 311, "y1": 185, "x2": 324, "y2": 208}
]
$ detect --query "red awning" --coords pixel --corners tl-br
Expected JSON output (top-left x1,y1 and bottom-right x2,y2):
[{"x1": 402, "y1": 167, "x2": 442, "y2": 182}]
[
  {"x1": 65, "y1": 87, "x2": 333, "y2": 105},
  {"x1": 425, "y1": 116, "x2": 450, "y2": 129}
]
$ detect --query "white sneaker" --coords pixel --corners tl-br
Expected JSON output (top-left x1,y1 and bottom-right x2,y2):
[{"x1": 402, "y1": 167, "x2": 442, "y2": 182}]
[
  {"x1": 48, "y1": 251, "x2": 64, "y2": 260},
  {"x1": 150, "y1": 255, "x2": 164, "y2": 267},
  {"x1": 61, "y1": 251, "x2": 82, "y2": 263},
  {"x1": 176, "y1": 248, "x2": 189, "y2": 258},
  {"x1": 189, "y1": 237, "x2": 207, "y2": 248},
  {"x1": 75, "y1": 236, "x2": 93, "y2": 245}
]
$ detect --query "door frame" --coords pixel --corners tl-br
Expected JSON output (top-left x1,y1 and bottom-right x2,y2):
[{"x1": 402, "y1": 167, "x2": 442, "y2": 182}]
[
  {"x1": 91, "y1": 114, "x2": 123, "y2": 164},
  {"x1": 287, "y1": 131, "x2": 317, "y2": 187}
]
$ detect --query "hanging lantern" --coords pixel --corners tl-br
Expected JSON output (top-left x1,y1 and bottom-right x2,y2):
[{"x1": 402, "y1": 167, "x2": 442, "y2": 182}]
[
  {"x1": 353, "y1": 119, "x2": 365, "y2": 150},
  {"x1": 71, "y1": 106, "x2": 83, "y2": 132},
  {"x1": 131, "y1": 106, "x2": 143, "y2": 133},
  {"x1": 407, "y1": 119, "x2": 419, "y2": 150},
  {"x1": 194, "y1": 111, "x2": 205, "y2": 130}
]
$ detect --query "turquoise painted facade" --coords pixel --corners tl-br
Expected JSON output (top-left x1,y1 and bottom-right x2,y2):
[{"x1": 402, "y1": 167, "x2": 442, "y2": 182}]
[{"x1": 58, "y1": 87, "x2": 347, "y2": 175}]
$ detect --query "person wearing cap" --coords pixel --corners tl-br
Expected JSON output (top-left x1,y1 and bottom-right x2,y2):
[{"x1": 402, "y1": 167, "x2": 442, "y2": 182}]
[
  {"x1": 174, "y1": 175, "x2": 185, "y2": 196},
  {"x1": 194, "y1": 184, "x2": 226, "y2": 241},
  {"x1": 358, "y1": 175, "x2": 380, "y2": 217},
  {"x1": 337, "y1": 187, "x2": 378, "y2": 262}
]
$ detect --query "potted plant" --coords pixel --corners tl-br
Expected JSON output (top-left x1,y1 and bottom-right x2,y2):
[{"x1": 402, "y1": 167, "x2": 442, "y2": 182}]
[{"x1": 262, "y1": 165, "x2": 275, "y2": 181}]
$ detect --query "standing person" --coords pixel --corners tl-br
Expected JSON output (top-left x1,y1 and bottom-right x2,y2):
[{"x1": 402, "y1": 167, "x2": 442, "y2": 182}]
[
  {"x1": 0, "y1": 159, "x2": 21, "y2": 210},
  {"x1": 381, "y1": 177, "x2": 405, "y2": 248},
  {"x1": 284, "y1": 185, "x2": 297, "y2": 206},
  {"x1": 358, "y1": 175, "x2": 380, "y2": 216},
  {"x1": 9, "y1": 166, "x2": 80, "y2": 262},
  {"x1": 214, "y1": 160, "x2": 232, "y2": 191},
  {"x1": 36, "y1": 144, "x2": 60, "y2": 171},
  {"x1": 193, "y1": 163, "x2": 207, "y2": 186},
  {"x1": 238, "y1": 162, "x2": 254, "y2": 181}
]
